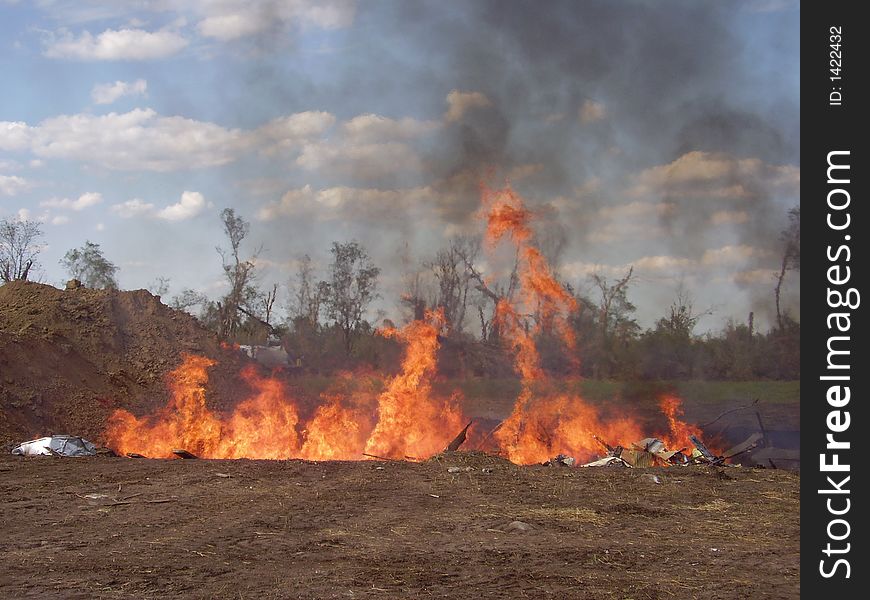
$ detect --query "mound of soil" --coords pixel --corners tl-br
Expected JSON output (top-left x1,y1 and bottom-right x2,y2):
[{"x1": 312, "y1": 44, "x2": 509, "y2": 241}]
[{"x1": 0, "y1": 281, "x2": 253, "y2": 446}]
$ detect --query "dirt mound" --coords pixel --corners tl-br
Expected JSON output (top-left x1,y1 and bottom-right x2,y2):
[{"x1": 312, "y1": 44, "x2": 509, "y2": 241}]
[{"x1": 0, "y1": 281, "x2": 253, "y2": 445}]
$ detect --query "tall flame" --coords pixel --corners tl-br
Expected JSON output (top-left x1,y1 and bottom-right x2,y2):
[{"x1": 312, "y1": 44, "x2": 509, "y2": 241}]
[
  {"x1": 482, "y1": 183, "x2": 694, "y2": 464},
  {"x1": 105, "y1": 311, "x2": 465, "y2": 460}
]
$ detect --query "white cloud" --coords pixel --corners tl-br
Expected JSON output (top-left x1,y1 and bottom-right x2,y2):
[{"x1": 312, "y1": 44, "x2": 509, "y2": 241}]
[
  {"x1": 258, "y1": 184, "x2": 436, "y2": 221},
  {"x1": 196, "y1": 0, "x2": 356, "y2": 40},
  {"x1": 596, "y1": 201, "x2": 674, "y2": 220},
  {"x1": 44, "y1": 28, "x2": 189, "y2": 61},
  {"x1": 3, "y1": 108, "x2": 435, "y2": 175},
  {"x1": 91, "y1": 79, "x2": 148, "y2": 105},
  {"x1": 24, "y1": 108, "x2": 250, "y2": 171},
  {"x1": 628, "y1": 151, "x2": 801, "y2": 199},
  {"x1": 295, "y1": 140, "x2": 421, "y2": 179},
  {"x1": 111, "y1": 191, "x2": 207, "y2": 221},
  {"x1": 156, "y1": 191, "x2": 206, "y2": 221},
  {"x1": 197, "y1": 12, "x2": 263, "y2": 41},
  {"x1": 256, "y1": 111, "x2": 336, "y2": 155},
  {"x1": 733, "y1": 269, "x2": 777, "y2": 285},
  {"x1": 632, "y1": 255, "x2": 694, "y2": 272},
  {"x1": 40, "y1": 191, "x2": 103, "y2": 211},
  {"x1": 0, "y1": 121, "x2": 31, "y2": 151},
  {"x1": 445, "y1": 90, "x2": 492, "y2": 122},
  {"x1": 710, "y1": 210, "x2": 749, "y2": 225},
  {"x1": 579, "y1": 100, "x2": 606, "y2": 124},
  {"x1": 701, "y1": 245, "x2": 769, "y2": 266},
  {"x1": 111, "y1": 198, "x2": 156, "y2": 218},
  {"x1": 342, "y1": 114, "x2": 439, "y2": 141},
  {"x1": 0, "y1": 174, "x2": 28, "y2": 196},
  {"x1": 51, "y1": 215, "x2": 70, "y2": 225}
]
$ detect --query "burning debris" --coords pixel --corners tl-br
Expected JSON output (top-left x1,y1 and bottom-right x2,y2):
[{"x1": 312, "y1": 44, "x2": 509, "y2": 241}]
[
  {"x1": 27, "y1": 184, "x2": 722, "y2": 467},
  {"x1": 578, "y1": 435, "x2": 722, "y2": 468}
]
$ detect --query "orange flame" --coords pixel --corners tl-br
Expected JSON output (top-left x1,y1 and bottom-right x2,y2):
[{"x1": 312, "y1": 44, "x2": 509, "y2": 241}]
[
  {"x1": 105, "y1": 311, "x2": 466, "y2": 461},
  {"x1": 106, "y1": 181, "x2": 715, "y2": 466},
  {"x1": 481, "y1": 183, "x2": 712, "y2": 464},
  {"x1": 657, "y1": 394, "x2": 718, "y2": 455}
]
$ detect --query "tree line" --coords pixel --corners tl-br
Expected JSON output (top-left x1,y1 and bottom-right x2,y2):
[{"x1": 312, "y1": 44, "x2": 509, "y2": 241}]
[{"x1": 0, "y1": 206, "x2": 799, "y2": 380}]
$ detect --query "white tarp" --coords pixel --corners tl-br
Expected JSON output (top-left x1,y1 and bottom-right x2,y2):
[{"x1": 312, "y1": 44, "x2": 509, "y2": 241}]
[{"x1": 11, "y1": 435, "x2": 97, "y2": 457}]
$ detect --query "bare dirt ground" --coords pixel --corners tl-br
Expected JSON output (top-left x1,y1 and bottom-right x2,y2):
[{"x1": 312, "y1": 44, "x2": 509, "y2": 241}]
[{"x1": 0, "y1": 452, "x2": 799, "y2": 600}]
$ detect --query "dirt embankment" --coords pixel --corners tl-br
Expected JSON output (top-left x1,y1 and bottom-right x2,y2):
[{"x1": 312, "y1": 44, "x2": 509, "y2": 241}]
[{"x1": 0, "y1": 281, "x2": 252, "y2": 446}]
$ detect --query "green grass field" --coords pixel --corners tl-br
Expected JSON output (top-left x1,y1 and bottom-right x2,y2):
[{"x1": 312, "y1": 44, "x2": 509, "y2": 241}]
[{"x1": 290, "y1": 375, "x2": 800, "y2": 431}]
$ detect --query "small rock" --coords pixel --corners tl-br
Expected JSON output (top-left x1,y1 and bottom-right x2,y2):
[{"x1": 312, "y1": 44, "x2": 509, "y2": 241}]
[
  {"x1": 447, "y1": 466, "x2": 463, "y2": 473},
  {"x1": 641, "y1": 474, "x2": 662, "y2": 484},
  {"x1": 481, "y1": 467, "x2": 494, "y2": 474}
]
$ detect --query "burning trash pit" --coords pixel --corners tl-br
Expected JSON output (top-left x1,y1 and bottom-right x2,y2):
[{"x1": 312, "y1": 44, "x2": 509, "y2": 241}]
[{"x1": 0, "y1": 184, "x2": 799, "y2": 598}]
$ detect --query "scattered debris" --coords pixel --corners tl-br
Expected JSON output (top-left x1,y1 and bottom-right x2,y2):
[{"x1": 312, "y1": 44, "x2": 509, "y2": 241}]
[
  {"x1": 581, "y1": 456, "x2": 630, "y2": 468},
  {"x1": 82, "y1": 493, "x2": 110, "y2": 500},
  {"x1": 720, "y1": 433, "x2": 765, "y2": 462},
  {"x1": 362, "y1": 452, "x2": 402, "y2": 462},
  {"x1": 699, "y1": 398, "x2": 760, "y2": 428},
  {"x1": 214, "y1": 472, "x2": 231, "y2": 478},
  {"x1": 481, "y1": 467, "x2": 494, "y2": 475},
  {"x1": 172, "y1": 449, "x2": 199, "y2": 459},
  {"x1": 689, "y1": 435, "x2": 717, "y2": 462},
  {"x1": 543, "y1": 454, "x2": 575, "y2": 467},
  {"x1": 641, "y1": 474, "x2": 662, "y2": 484},
  {"x1": 445, "y1": 420, "x2": 474, "y2": 452},
  {"x1": 11, "y1": 435, "x2": 97, "y2": 457}
]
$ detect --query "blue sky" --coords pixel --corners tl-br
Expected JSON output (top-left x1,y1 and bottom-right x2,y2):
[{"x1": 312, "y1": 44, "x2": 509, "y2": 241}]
[{"x1": 0, "y1": 0, "x2": 800, "y2": 332}]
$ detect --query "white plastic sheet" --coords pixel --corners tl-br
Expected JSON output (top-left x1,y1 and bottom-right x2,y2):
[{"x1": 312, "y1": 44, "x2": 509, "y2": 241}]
[{"x1": 11, "y1": 435, "x2": 97, "y2": 457}]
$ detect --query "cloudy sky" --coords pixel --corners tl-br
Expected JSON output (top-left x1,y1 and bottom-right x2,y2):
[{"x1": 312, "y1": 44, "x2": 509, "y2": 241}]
[{"x1": 0, "y1": 0, "x2": 799, "y2": 331}]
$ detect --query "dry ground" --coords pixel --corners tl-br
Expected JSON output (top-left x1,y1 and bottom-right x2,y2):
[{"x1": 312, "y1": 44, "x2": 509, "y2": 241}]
[{"x1": 0, "y1": 452, "x2": 799, "y2": 600}]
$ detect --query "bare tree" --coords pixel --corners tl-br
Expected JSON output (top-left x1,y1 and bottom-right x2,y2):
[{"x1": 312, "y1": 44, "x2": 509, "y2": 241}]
[
  {"x1": 290, "y1": 254, "x2": 328, "y2": 326},
  {"x1": 399, "y1": 262, "x2": 429, "y2": 323},
  {"x1": 426, "y1": 236, "x2": 478, "y2": 335},
  {"x1": 171, "y1": 288, "x2": 208, "y2": 312},
  {"x1": 323, "y1": 241, "x2": 380, "y2": 356},
  {"x1": 60, "y1": 241, "x2": 119, "y2": 289},
  {"x1": 657, "y1": 282, "x2": 712, "y2": 337},
  {"x1": 216, "y1": 208, "x2": 258, "y2": 339},
  {"x1": 455, "y1": 238, "x2": 521, "y2": 342},
  {"x1": 774, "y1": 206, "x2": 800, "y2": 331},
  {"x1": 147, "y1": 276, "x2": 171, "y2": 297},
  {"x1": 0, "y1": 218, "x2": 43, "y2": 283},
  {"x1": 260, "y1": 283, "x2": 279, "y2": 326},
  {"x1": 589, "y1": 267, "x2": 637, "y2": 377}
]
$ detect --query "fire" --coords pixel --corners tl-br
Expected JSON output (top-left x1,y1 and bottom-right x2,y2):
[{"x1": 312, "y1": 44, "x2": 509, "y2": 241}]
[
  {"x1": 105, "y1": 181, "x2": 716, "y2": 465},
  {"x1": 658, "y1": 394, "x2": 716, "y2": 455},
  {"x1": 105, "y1": 311, "x2": 465, "y2": 461},
  {"x1": 481, "y1": 183, "x2": 707, "y2": 464},
  {"x1": 364, "y1": 309, "x2": 465, "y2": 459}
]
